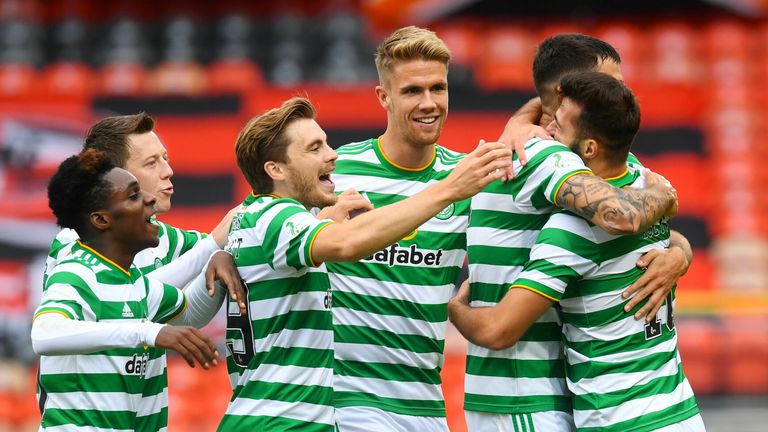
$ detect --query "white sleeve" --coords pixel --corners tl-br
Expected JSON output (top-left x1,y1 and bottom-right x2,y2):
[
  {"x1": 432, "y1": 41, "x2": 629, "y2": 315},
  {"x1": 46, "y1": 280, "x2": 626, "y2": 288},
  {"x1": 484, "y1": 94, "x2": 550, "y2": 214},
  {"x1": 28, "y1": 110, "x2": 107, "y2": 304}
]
[
  {"x1": 147, "y1": 236, "x2": 219, "y2": 287},
  {"x1": 31, "y1": 313, "x2": 166, "y2": 355},
  {"x1": 169, "y1": 271, "x2": 226, "y2": 328}
]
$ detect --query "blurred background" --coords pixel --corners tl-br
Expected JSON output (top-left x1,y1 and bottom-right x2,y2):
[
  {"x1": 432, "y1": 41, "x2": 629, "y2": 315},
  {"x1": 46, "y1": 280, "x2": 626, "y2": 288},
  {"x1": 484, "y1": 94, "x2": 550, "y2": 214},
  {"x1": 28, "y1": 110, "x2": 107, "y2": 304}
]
[{"x1": 1, "y1": 0, "x2": 767, "y2": 430}]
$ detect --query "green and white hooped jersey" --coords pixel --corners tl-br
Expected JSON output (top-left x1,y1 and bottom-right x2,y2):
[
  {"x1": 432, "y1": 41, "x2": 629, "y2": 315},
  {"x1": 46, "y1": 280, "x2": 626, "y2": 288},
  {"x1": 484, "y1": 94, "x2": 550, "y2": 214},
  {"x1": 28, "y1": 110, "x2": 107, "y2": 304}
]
[
  {"x1": 44, "y1": 219, "x2": 205, "y2": 286},
  {"x1": 326, "y1": 138, "x2": 469, "y2": 418},
  {"x1": 35, "y1": 241, "x2": 187, "y2": 432},
  {"x1": 465, "y1": 138, "x2": 593, "y2": 415},
  {"x1": 514, "y1": 165, "x2": 699, "y2": 431},
  {"x1": 219, "y1": 195, "x2": 335, "y2": 432}
]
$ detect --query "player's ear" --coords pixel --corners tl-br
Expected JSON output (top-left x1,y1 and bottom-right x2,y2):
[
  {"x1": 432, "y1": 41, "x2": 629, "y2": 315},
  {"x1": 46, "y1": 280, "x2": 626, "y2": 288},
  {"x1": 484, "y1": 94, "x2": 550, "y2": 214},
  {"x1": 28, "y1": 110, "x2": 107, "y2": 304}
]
[
  {"x1": 89, "y1": 211, "x2": 111, "y2": 232},
  {"x1": 582, "y1": 139, "x2": 598, "y2": 160},
  {"x1": 264, "y1": 161, "x2": 285, "y2": 181},
  {"x1": 375, "y1": 85, "x2": 389, "y2": 110}
]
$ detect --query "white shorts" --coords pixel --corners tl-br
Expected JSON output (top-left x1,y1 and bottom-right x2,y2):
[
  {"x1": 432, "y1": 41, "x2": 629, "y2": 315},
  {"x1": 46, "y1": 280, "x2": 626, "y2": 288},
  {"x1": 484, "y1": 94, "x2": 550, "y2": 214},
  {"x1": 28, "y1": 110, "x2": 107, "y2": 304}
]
[
  {"x1": 335, "y1": 406, "x2": 448, "y2": 432},
  {"x1": 654, "y1": 414, "x2": 707, "y2": 432},
  {"x1": 465, "y1": 410, "x2": 575, "y2": 432}
]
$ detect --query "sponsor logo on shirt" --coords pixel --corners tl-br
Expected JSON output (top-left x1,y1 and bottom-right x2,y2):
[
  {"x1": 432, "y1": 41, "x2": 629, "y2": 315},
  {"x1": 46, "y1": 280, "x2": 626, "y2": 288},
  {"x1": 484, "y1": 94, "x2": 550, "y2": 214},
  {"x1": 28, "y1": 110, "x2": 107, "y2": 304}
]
[
  {"x1": 363, "y1": 243, "x2": 443, "y2": 267},
  {"x1": 125, "y1": 352, "x2": 149, "y2": 376}
]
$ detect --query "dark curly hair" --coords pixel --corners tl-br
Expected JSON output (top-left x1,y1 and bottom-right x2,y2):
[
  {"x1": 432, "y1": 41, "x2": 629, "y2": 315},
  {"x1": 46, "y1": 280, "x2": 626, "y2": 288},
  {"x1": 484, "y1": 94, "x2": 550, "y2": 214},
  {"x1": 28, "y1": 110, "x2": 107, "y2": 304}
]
[{"x1": 48, "y1": 149, "x2": 116, "y2": 234}]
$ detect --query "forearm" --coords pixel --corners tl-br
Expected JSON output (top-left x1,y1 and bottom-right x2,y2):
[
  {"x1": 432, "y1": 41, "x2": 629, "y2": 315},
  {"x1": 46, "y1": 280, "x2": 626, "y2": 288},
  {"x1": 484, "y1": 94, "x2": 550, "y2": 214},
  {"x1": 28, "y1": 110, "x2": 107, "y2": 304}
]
[
  {"x1": 148, "y1": 236, "x2": 219, "y2": 287},
  {"x1": 669, "y1": 230, "x2": 693, "y2": 273},
  {"x1": 31, "y1": 313, "x2": 165, "y2": 355},
  {"x1": 448, "y1": 301, "x2": 503, "y2": 349},
  {"x1": 314, "y1": 181, "x2": 455, "y2": 262},
  {"x1": 170, "y1": 273, "x2": 226, "y2": 328},
  {"x1": 557, "y1": 174, "x2": 672, "y2": 235}
]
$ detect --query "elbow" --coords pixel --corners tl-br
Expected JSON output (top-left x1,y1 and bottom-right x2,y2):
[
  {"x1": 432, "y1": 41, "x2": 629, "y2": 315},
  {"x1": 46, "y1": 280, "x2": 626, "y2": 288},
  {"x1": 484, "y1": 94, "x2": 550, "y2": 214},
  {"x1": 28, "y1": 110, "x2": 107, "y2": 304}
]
[{"x1": 475, "y1": 325, "x2": 520, "y2": 351}]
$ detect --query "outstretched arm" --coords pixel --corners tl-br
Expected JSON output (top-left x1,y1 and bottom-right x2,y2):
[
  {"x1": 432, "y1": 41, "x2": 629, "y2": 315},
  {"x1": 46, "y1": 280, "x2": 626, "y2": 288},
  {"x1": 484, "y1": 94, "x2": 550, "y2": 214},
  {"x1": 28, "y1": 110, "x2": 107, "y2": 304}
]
[
  {"x1": 448, "y1": 281, "x2": 554, "y2": 350},
  {"x1": 555, "y1": 170, "x2": 677, "y2": 235}
]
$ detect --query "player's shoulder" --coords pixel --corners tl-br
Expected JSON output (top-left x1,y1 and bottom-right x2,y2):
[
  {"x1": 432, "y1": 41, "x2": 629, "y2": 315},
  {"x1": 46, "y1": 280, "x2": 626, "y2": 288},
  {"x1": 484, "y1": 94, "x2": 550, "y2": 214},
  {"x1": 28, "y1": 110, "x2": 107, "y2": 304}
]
[
  {"x1": 435, "y1": 144, "x2": 466, "y2": 166},
  {"x1": 335, "y1": 138, "x2": 377, "y2": 156},
  {"x1": 524, "y1": 137, "x2": 571, "y2": 156}
]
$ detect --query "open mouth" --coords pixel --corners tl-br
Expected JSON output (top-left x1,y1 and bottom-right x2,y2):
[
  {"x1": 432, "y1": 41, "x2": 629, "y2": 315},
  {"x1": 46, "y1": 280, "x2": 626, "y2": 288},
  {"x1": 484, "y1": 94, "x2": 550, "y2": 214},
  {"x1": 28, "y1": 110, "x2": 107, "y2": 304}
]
[{"x1": 319, "y1": 173, "x2": 334, "y2": 188}]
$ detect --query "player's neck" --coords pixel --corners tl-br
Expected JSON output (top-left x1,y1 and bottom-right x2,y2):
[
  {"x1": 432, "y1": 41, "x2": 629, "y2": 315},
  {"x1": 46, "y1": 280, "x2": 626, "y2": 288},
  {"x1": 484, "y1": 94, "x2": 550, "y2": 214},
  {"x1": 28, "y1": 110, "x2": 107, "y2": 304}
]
[
  {"x1": 81, "y1": 237, "x2": 136, "y2": 272},
  {"x1": 379, "y1": 133, "x2": 433, "y2": 170},
  {"x1": 591, "y1": 160, "x2": 627, "y2": 180}
]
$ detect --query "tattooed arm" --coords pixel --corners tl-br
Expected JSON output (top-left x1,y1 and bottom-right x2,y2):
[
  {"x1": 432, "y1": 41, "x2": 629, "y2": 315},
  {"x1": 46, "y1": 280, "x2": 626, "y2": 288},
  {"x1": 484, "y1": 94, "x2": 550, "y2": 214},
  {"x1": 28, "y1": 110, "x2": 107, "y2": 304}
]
[{"x1": 555, "y1": 170, "x2": 677, "y2": 235}]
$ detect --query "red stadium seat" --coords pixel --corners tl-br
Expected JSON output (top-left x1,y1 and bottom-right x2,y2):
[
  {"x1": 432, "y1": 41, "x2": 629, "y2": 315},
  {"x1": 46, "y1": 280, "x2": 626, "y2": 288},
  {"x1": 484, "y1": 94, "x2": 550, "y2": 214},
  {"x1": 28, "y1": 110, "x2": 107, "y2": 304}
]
[
  {"x1": 207, "y1": 59, "x2": 265, "y2": 94},
  {"x1": 149, "y1": 60, "x2": 208, "y2": 95},
  {"x1": 593, "y1": 22, "x2": 646, "y2": 85},
  {"x1": 41, "y1": 61, "x2": 95, "y2": 97},
  {"x1": 0, "y1": 63, "x2": 38, "y2": 97},
  {"x1": 96, "y1": 62, "x2": 150, "y2": 96},
  {"x1": 675, "y1": 318, "x2": 722, "y2": 395},
  {"x1": 722, "y1": 316, "x2": 768, "y2": 394},
  {"x1": 475, "y1": 26, "x2": 536, "y2": 91},
  {"x1": 645, "y1": 23, "x2": 702, "y2": 85}
]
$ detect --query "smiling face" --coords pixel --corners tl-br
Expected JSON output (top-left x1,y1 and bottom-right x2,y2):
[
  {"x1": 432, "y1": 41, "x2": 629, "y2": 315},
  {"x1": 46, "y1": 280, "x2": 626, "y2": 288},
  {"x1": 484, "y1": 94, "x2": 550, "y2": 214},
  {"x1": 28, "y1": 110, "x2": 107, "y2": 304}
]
[
  {"x1": 278, "y1": 118, "x2": 338, "y2": 208},
  {"x1": 377, "y1": 59, "x2": 448, "y2": 149},
  {"x1": 102, "y1": 167, "x2": 160, "y2": 252},
  {"x1": 124, "y1": 131, "x2": 174, "y2": 214}
]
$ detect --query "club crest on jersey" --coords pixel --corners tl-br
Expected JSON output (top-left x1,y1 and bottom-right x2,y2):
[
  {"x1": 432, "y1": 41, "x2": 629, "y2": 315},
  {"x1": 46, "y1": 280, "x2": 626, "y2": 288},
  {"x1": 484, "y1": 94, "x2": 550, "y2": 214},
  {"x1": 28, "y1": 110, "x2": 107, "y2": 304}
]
[
  {"x1": 363, "y1": 243, "x2": 443, "y2": 267},
  {"x1": 435, "y1": 203, "x2": 455, "y2": 220},
  {"x1": 283, "y1": 215, "x2": 310, "y2": 238}
]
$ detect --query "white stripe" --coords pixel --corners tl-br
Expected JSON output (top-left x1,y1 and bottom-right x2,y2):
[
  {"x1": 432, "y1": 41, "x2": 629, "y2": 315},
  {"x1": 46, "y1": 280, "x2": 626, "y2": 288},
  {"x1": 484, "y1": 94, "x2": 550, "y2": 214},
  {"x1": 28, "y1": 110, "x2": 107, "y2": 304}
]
[
  {"x1": 464, "y1": 373, "x2": 568, "y2": 397},
  {"x1": 239, "y1": 363, "x2": 332, "y2": 388},
  {"x1": 334, "y1": 342, "x2": 441, "y2": 369},
  {"x1": 237, "y1": 262, "x2": 311, "y2": 282},
  {"x1": 329, "y1": 274, "x2": 454, "y2": 305},
  {"x1": 334, "y1": 173, "x2": 438, "y2": 195},
  {"x1": 568, "y1": 351, "x2": 681, "y2": 395},
  {"x1": 468, "y1": 263, "x2": 524, "y2": 285},
  {"x1": 466, "y1": 338, "x2": 563, "y2": 361},
  {"x1": 225, "y1": 398, "x2": 334, "y2": 426},
  {"x1": 563, "y1": 305, "x2": 670, "y2": 343},
  {"x1": 333, "y1": 374, "x2": 443, "y2": 401},
  {"x1": 471, "y1": 192, "x2": 548, "y2": 214},
  {"x1": 573, "y1": 379, "x2": 695, "y2": 429},
  {"x1": 136, "y1": 388, "x2": 168, "y2": 416},
  {"x1": 42, "y1": 426, "x2": 134, "y2": 432},
  {"x1": 39, "y1": 353, "x2": 163, "y2": 376},
  {"x1": 246, "y1": 290, "x2": 326, "y2": 321},
  {"x1": 419, "y1": 216, "x2": 469, "y2": 234},
  {"x1": 39, "y1": 282, "x2": 95, "y2": 319},
  {"x1": 252, "y1": 328, "x2": 333, "y2": 355},
  {"x1": 46, "y1": 391, "x2": 141, "y2": 412},
  {"x1": 332, "y1": 307, "x2": 444, "y2": 339},
  {"x1": 467, "y1": 226, "x2": 541, "y2": 248},
  {"x1": 360, "y1": 248, "x2": 465, "y2": 269}
]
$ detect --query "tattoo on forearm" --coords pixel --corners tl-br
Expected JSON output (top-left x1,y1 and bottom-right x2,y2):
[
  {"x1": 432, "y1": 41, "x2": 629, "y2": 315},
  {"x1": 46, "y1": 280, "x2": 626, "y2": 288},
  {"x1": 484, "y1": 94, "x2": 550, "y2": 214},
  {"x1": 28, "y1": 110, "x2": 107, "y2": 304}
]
[{"x1": 558, "y1": 174, "x2": 666, "y2": 234}]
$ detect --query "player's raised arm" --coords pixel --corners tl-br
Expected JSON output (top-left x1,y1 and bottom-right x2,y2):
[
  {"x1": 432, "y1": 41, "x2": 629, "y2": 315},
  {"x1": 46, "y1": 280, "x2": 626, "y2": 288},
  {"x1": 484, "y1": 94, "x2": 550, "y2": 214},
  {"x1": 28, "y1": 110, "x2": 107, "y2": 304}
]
[{"x1": 311, "y1": 140, "x2": 511, "y2": 264}]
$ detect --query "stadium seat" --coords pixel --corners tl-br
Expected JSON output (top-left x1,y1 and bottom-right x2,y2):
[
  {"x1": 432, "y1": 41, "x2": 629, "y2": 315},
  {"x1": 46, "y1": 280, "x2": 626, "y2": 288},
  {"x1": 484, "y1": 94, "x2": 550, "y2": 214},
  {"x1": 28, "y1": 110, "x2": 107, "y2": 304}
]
[
  {"x1": 475, "y1": 26, "x2": 535, "y2": 91},
  {"x1": 207, "y1": 58, "x2": 264, "y2": 94},
  {"x1": 593, "y1": 21, "x2": 645, "y2": 84},
  {"x1": 149, "y1": 60, "x2": 208, "y2": 95},
  {"x1": 646, "y1": 23, "x2": 701, "y2": 84},
  {"x1": 675, "y1": 318, "x2": 723, "y2": 395},
  {"x1": 722, "y1": 316, "x2": 768, "y2": 394},
  {"x1": 701, "y1": 20, "x2": 753, "y2": 60},
  {"x1": 41, "y1": 61, "x2": 94, "y2": 96},
  {"x1": 0, "y1": 62, "x2": 38, "y2": 96},
  {"x1": 95, "y1": 61, "x2": 150, "y2": 95}
]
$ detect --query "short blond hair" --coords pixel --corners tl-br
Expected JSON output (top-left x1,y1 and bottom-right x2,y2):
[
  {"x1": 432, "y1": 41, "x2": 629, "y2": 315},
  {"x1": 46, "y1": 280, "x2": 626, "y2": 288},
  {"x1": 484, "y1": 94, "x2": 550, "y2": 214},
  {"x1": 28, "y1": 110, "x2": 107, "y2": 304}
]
[
  {"x1": 235, "y1": 97, "x2": 316, "y2": 193},
  {"x1": 374, "y1": 26, "x2": 451, "y2": 82}
]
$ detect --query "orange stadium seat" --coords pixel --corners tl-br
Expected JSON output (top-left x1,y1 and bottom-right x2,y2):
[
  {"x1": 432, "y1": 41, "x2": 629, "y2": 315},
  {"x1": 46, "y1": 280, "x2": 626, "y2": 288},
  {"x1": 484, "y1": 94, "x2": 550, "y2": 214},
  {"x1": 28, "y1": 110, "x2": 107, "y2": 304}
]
[
  {"x1": 0, "y1": 63, "x2": 38, "y2": 97},
  {"x1": 41, "y1": 61, "x2": 95, "y2": 97},
  {"x1": 646, "y1": 23, "x2": 701, "y2": 85},
  {"x1": 149, "y1": 60, "x2": 208, "y2": 95},
  {"x1": 701, "y1": 20, "x2": 754, "y2": 60},
  {"x1": 474, "y1": 26, "x2": 535, "y2": 91},
  {"x1": 593, "y1": 22, "x2": 646, "y2": 84},
  {"x1": 96, "y1": 61, "x2": 150, "y2": 96},
  {"x1": 675, "y1": 318, "x2": 723, "y2": 395},
  {"x1": 722, "y1": 316, "x2": 768, "y2": 394},
  {"x1": 207, "y1": 58, "x2": 265, "y2": 94}
]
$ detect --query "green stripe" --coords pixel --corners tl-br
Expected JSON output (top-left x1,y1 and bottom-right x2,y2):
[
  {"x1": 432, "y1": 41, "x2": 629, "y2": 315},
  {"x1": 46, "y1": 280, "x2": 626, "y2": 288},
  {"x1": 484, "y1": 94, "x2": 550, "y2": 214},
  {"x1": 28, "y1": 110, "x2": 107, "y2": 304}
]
[
  {"x1": 333, "y1": 390, "x2": 446, "y2": 417},
  {"x1": 218, "y1": 414, "x2": 333, "y2": 432},
  {"x1": 463, "y1": 393, "x2": 571, "y2": 414},
  {"x1": 250, "y1": 309, "x2": 333, "y2": 338},
  {"x1": 243, "y1": 273, "x2": 329, "y2": 300},
  {"x1": 333, "y1": 291, "x2": 447, "y2": 323},
  {"x1": 233, "y1": 380, "x2": 332, "y2": 405},
  {"x1": 468, "y1": 209, "x2": 548, "y2": 231},
  {"x1": 578, "y1": 397, "x2": 699, "y2": 432},
  {"x1": 572, "y1": 363, "x2": 688, "y2": 410},
  {"x1": 467, "y1": 245, "x2": 530, "y2": 266},
  {"x1": 334, "y1": 359, "x2": 441, "y2": 384},
  {"x1": 469, "y1": 282, "x2": 510, "y2": 303},
  {"x1": 565, "y1": 326, "x2": 675, "y2": 359},
  {"x1": 334, "y1": 324, "x2": 443, "y2": 354},
  {"x1": 568, "y1": 349, "x2": 677, "y2": 382},
  {"x1": 466, "y1": 354, "x2": 565, "y2": 378},
  {"x1": 327, "y1": 261, "x2": 460, "y2": 286},
  {"x1": 40, "y1": 372, "x2": 145, "y2": 394},
  {"x1": 228, "y1": 344, "x2": 333, "y2": 370}
]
